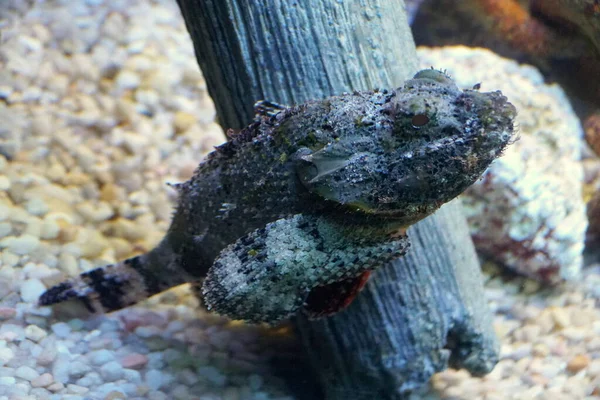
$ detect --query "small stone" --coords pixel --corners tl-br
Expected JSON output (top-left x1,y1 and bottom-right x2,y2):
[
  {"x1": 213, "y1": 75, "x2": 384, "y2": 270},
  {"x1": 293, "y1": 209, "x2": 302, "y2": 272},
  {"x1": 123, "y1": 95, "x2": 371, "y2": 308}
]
[
  {"x1": 88, "y1": 349, "x2": 116, "y2": 366},
  {"x1": 550, "y1": 307, "x2": 571, "y2": 330},
  {"x1": 0, "y1": 376, "x2": 16, "y2": 385},
  {"x1": 20, "y1": 279, "x2": 46, "y2": 302},
  {"x1": 567, "y1": 354, "x2": 590, "y2": 373},
  {"x1": 0, "y1": 234, "x2": 41, "y2": 255},
  {"x1": 67, "y1": 384, "x2": 89, "y2": 394},
  {"x1": 114, "y1": 70, "x2": 140, "y2": 90},
  {"x1": 25, "y1": 198, "x2": 49, "y2": 216},
  {"x1": 31, "y1": 373, "x2": 54, "y2": 388},
  {"x1": 104, "y1": 391, "x2": 127, "y2": 400},
  {"x1": 198, "y1": 366, "x2": 227, "y2": 387},
  {"x1": 120, "y1": 353, "x2": 148, "y2": 369},
  {"x1": 40, "y1": 220, "x2": 60, "y2": 240},
  {"x1": 47, "y1": 382, "x2": 65, "y2": 392},
  {"x1": 0, "y1": 307, "x2": 16, "y2": 320},
  {"x1": 0, "y1": 347, "x2": 15, "y2": 366},
  {"x1": 0, "y1": 175, "x2": 10, "y2": 191},
  {"x1": 15, "y1": 365, "x2": 40, "y2": 381},
  {"x1": 51, "y1": 322, "x2": 72, "y2": 338},
  {"x1": 173, "y1": 111, "x2": 197, "y2": 134},
  {"x1": 69, "y1": 360, "x2": 91, "y2": 377},
  {"x1": 248, "y1": 374, "x2": 263, "y2": 390},
  {"x1": 100, "y1": 361, "x2": 124, "y2": 381},
  {"x1": 0, "y1": 222, "x2": 11, "y2": 238},
  {"x1": 145, "y1": 369, "x2": 168, "y2": 390},
  {"x1": 52, "y1": 355, "x2": 70, "y2": 383},
  {"x1": 25, "y1": 325, "x2": 48, "y2": 342}
]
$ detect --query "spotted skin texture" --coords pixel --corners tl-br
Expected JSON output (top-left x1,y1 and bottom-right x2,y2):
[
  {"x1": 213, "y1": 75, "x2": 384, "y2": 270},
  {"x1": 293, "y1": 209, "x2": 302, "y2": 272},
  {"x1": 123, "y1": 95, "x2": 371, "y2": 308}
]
[{"x1": 39, "y1": 69, "x2": 516, "y2": 324}]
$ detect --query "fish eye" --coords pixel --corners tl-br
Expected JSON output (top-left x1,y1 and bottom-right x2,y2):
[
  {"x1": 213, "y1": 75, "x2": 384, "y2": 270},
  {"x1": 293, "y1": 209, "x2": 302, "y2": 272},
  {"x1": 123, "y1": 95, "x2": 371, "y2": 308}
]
[{"x1": 411, "y1": 114, "x2": 429, "y2": 128}]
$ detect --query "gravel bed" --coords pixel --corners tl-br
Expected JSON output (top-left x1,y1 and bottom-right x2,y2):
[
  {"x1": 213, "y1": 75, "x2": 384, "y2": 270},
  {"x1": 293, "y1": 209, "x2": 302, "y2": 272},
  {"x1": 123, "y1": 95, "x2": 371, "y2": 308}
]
[{"x1": 1, "y1": 1, "x2": 599, "y2": 400}]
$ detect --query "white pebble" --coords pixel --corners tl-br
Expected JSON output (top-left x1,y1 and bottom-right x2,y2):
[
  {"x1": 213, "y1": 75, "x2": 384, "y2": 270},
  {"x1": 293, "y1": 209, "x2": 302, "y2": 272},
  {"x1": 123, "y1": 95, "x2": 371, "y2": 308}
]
[
  {"x1": 20, "y1": 279, "x2": 46, "y2": 303},
  {"x1": 69, "y1": 360, "x2": 91, "y2": 377},
  {"x1": 0, "y1": 234, "x2": 40, "y2": 255},
  {"x1": 100, "y1": 361, "x2": 124, "y2": 381},
  {"x1": 88, "y1": 349, "x2": 115, "y2": 366},
  {"x1": 66, "y1": 384, "x2": 89, "y2": 394},
  {"x1": 15, "y1": 365, "x2": 40, "y2": 381},
  {"x1": 115, "y1": 70, "x2": 140, "y2": 90},
  {"x1": 24, "y1": 198, "x2": 49, "y2": 216},
  {"x1": 0, "y1": 175, "x2": 10, "y2": 191},
  {"x1": 145, "y1": 369, "x2": 167, "y2": 390},
  {"x1": 0, "y1": 376, "x2": 16, "y2": 385},
  {"x1": 52, "y1": 355, "x2": 71, "y2": 383},
  {"x1": 0, "y1": 222, "x2": 12, "y2": 238},
  {"x1": 25, "y1": 325, "x2": 48, "y2": 342},
  {"x1": 0, "y1": 347, "x2": 15, "y2": 366},
  {"x1": 40, "y1": 220, "x2": 60, "y2": 240},
  {"x1": 51, "y1": 322, "x2": 72, "y2": 338}
]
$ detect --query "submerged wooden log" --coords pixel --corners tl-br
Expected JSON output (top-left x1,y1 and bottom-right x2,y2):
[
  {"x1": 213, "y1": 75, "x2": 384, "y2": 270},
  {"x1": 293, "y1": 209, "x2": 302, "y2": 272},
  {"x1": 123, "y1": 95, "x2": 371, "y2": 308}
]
[{"x1": 175, "y1": 0, "x2": 499, "y2": 398}]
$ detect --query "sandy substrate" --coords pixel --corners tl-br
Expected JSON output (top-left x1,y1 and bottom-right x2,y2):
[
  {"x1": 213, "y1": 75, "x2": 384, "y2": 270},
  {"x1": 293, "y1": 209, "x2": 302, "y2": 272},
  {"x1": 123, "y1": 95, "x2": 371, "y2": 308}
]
[{"x1": 0, "y1": 1, "x2": 599, "y2": 400}]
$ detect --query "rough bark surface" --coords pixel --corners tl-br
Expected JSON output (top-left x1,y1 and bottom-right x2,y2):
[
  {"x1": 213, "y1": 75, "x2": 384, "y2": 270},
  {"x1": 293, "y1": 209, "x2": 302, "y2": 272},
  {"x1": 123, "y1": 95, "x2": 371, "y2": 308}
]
[{"x1": 175, "y1": 1, "x2": 499, "y2": 398}]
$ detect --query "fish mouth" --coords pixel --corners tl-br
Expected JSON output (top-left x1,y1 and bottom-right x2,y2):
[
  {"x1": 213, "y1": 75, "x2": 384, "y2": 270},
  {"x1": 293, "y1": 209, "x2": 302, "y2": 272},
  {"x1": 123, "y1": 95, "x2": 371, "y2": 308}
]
[{"x1": 467, "y1": 90, "x2": 517, "y2": 150}]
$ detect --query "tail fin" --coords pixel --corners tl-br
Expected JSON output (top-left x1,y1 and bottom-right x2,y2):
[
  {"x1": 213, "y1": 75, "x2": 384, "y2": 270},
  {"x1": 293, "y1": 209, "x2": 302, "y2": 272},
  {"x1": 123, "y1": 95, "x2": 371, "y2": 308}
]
[{"x1": 39, "y1": 251, "x2": 186, "y2": 314}]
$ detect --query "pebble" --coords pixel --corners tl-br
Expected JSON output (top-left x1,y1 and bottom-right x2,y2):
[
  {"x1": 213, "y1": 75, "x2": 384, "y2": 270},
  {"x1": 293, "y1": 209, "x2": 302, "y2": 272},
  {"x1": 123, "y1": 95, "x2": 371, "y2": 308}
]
[
  {"x1": 567, "y1": 354, "x2": 590, "y2": 373},
  {"x1": 50, "y1": 322, "x2": 72, "y2": 338},
  {"x1": 0, "y1": 234, "x2": 41, "y2": 255},
  {"x1": 145, "y1": 369, "x2": 167, "y2": 390},
  {"x1": 0, "y1": 376, "x2": 16, "y2": 385},
  {"x1": 100, "y1": 361, "x2": 124, "y2": 381},
  {"x1": 15, "y1": 365, "x2": 40, "y2": 381},
  {"x1": 66, "y1": 384, "x2": 89, "y2": 395},
  {"x1": 69, "y1": 360, "x2": 92, "y2": 377},
  {"x1": 0, "y1": 222, "x2": 12, "y2": 238},
  {"x1": 199, "y1": 366, "x2": 227, "y2": 387},
  {"x1": 88, "y1": 349, "x2": 116, "y2": 366},
  {"x1": 0, "y1": 175, "x2": 10, "y2": 191},
  {"x1": 25, "y1": 325, "x2": 48, "y2": 342},
  {"x1": 114, "y1": 70, "x2": 140, "y2": 90},
  {"x1": 31, "y1": 372, "x2": 54, "y2": 388},
  {"x1": 52, "y1": 355, "x2": 71, "y2": 383},
  {"x1": 0, "y1": 307, "x2": 17, "y2": 320},
  {"x1": 120, "y1": 353, "x2": 148, "y2": 369},
  {"x1": 0, "y1": 347, "x2": 14, "y2": 366},
  {"x1": 19, "y1": 279, "x2": 46, "y2": 303}
]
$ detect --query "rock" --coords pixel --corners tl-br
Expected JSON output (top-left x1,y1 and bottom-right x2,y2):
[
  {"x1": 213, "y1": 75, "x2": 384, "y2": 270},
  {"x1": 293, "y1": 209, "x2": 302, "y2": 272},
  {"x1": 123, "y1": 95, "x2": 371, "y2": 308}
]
[
  {"x1": 120, "y1": 353, "x2": 148, "y2": 369},
  {"x1": 567, "y1": 354, "x2": 590, "y2": 373},
  {"x1": 0, "y1": 175, "x2": 11, "y2": 191},
  {"x1": 0, "y1": 347, "x2": 15, "y2": 366},
  {"x1": 114, "y1": 70, "x2": 140, "y2": 90},
  {"x1": 25, "y1": 324, "x2": 48, "y2": 342},
  {"x1": 15, "y1": 365, "x2": 40, "y2": 381},
  {"x1": 198, "y1": 366, "x2": 227, "y2": 387},
  {"x1": 50, "y1": 322, "x2": 72, "y2": 338},
  {"x1": 66, "y1": 384, "x2": 89, "y2": 394},
  {"x1": 31, "y1": 372, "x2": 54, "y2": 388},
  {"x1": 20, "y1": 279, "x2": 46, "y2": 302},
  {"x1": 418, "y1": 46, "x2": 586, "y2": 283},
  {"x1": 145, "y1": 369, "x2": 168, "y2": 390},
  {"x1": 0, "y1": 234, "x2": 41, "y2": 255},
  {"x1": 100, "y1": 361, "x2": 124, "y2": 381},
  {"x1": 88, "y1": 349, "x2": 116, "y2": 366},
  {"x1": 173, "y1": 111, "x2": 197, "y2": 134},
  {"x1": 0, "y1": 307, "x2": 16, "y2": 320}
]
